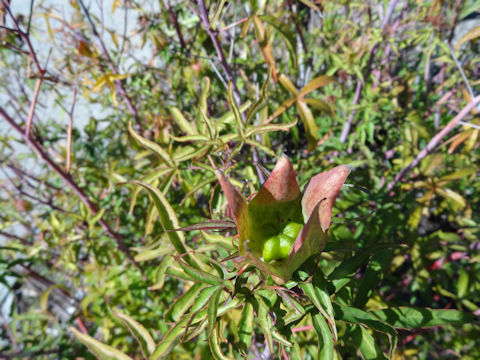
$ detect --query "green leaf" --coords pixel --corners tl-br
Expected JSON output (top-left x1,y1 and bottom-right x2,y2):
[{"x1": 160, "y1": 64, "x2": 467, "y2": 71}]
[
  {"x1": 298, "y1": 279, "x2": 330, "y2": 321},
  {"x1": 350, "y1": 325, "x2": 388, "y2": 360},
  {"x1": 70, "y1": 327, "x2": 133, "y2": 360},
  {"x1": 207, "y1": 287, "x2": 222, "y2": 337},
  {"x1": 256, "y1": 296, "x2": 274, "y2": 352},
  {"x1": 328, "y1": 252, "x2": 371, "y2": 292},
  {"x1": 260, "y1": 15, "x2": 297, "y2": 67},
  {"x1": 129, "y1": 181, "x2": 201, "y2": 269},
  {"x1": 244, "y1": 120, "x2": 297, "y2": 137},
  {"x1": 172, "y1": 144, "x2": 210, "y2": 162},
  {"x1": 112, "y1": 311, "x2": 156, "y2": 358},
  {"x1": 244, "y1": 138, "x2": 275, "y2": 156},
  {"x1": 354, "y1": 249, "x2": 393, "y2": 308},
  {"x1": 238, "y1": 301, "x2": 254, "y2": 351},
  {"x1": 165, "y1": 264, "x2": 196, "y2": 282},
  {"x1": 370, "y1": 307, "x2": 474, "y2": 329},
  {"x1": 296, "y1": 100, "x2": 318, "y2": 151},
  {"x1": 215, "y1": 101, "x2": 252, "y2": 127},
  {"x1": 150, "y1": 255, "x2": 174, "y2": 290},
  {"x1": 170, "y1": 107, "x2": 197, "y2": 135},
  {"x1": 455, "y1": 26, "x2": 480, "y2": 49},
  {"x1": 165, "y1": 283, "x2": 204, "y2": 322},
  {"x1": 227, "y1": 82, "x2": 244, "y2": 137},
  {"x1": 436, "y1": 187, "x2": 466, "y2": 209},
  {"x1": 333, "y1": 303, "x2": 397, "y2": 358},
  {"x1": 245, "y1": 68, "x2": 272, "y2": 125},
  {"x1": 178, "y1": 260, "x2": 225, "y2": 287},
  {"x1": 134, "y1": 246, "x2": 172, "y2": 262},
  {"x1": 128, "y1": 168, "x2": 173, "y2": 213},
  {"x1": 191, "y1": 285, "x2": 222, "y2": 313},
  {"x1": 299, "y1": 0, "x2": 321, "y2": 12},
  {"x1": 41, "y1": 285, "x2": 68, "y2": 312},
  {"x1": 311, "y1": 311, "x2": 334, "y2": 360},
  {"x1": 150, "y1": 316, "x2": 190, "y2": 359},
  {"x1": 278, "y1": 74, "x2": 298, "y2": 95},
  {"x1": 303, "y1": 98, "x2": 333, "y2": 115},
  {"x1": 298, "y1": 75, "x2": 334, "y2": 97},
  {"x1": 457, "y1": 269, "x2": 469, "y2": 298},
  {"x1": 127, "y1": 121, "x2": 173, "y2": 166},
  {"x1": 170, "y1": 134, "x2": 210, "y2": 142},
  {"x1": 209, "y1": 324, "x2": 235, "y2": 360},
  {"x1": 312, "y1": 270, "x2": 337, "y2": 340}
]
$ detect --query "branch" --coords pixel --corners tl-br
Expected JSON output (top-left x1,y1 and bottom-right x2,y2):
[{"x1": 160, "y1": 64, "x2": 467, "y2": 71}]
[
  {"x1": 2, "y1": 0, "x2": 43, "y2": 74},
  {"x1": 162, "y1": 0, "x2": 187, "y2": 49},
  {"x1": 193, "y1": 0, "x2": 241, "y2": 105},
  {"x1": 386, "y1": 96, "x2": 480, "y2": 191},
  {"x1": 25, "y1": 77, "x2": 42, "y2": 137},
  {"x1": 0, "y1": 106, "x2": 140, "y2": 269}
]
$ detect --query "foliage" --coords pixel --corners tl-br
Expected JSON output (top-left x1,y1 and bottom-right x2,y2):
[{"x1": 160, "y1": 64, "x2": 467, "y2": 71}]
[{"x1": 1, "y1": 0, "x2": 480, "y2": 359}]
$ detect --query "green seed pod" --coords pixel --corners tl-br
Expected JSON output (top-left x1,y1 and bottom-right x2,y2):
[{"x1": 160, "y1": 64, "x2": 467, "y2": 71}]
[
  {"x1": 263, "y1": 235, "x2": 281, "y2": 262},
  {"x1": 282, "y1": 222, "x2": 303, "y2": 239},
  {"x1": 262, "y1": 222, "x2": 303, "y2": 262}
]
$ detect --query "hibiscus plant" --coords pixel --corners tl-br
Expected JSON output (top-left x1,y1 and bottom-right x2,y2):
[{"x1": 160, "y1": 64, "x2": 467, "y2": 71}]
[{"x1": 72, "y1": 155, "x2": 474, "y2": 360}]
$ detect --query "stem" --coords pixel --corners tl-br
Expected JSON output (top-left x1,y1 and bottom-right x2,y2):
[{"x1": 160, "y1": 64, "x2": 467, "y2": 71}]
[
  {"x1": 194, "y1": 0, "x2": 241, "y2": 105},
  {"x1": 25, "y1": 77, "x2": 42, "y2": 137},
  {"x1": 162, "y1": 0, "x2": 187, "y2": 49}
]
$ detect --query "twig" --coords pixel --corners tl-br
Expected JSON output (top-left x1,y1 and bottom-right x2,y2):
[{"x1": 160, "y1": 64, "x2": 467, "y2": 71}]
[
  {"x1": 447, "y1": 0, "x2": 462, "y2": 44},
  {"x1": 381, "y1": 0, "x2": 398, "y2": 29},
  {"x1": 1, "y1": 166, "x2": 70, "y2": 213},
  {"x1": 219, "y1": 16, "x2": 248, "y2": 32},
  {"x1": 66, "y1": 87, "x2": 77, "y2": 173},
  {"x1": 26, "y1": 0, "x2": 34, "y2": 35},
  {"x1": 386, "y1": 96, "x2": 480, "y2": 191},
  {"x1": 287, "y1": 0, "x2": 307, "y2": 52},
  {"x1": 0, "y1": 310, "x2": 18, "y2": 352},
  {"x1": 339, "y1": 81, "x2": 362, "y2": 143},
  {"x1": 193, "y1": 0, "x2": 241, "y2": 105},
  {"x1": 162, "y1": 0, "x2": 187, "y2": 49},
  {"x1": 7, "y1": 163, "x2": 62, "y2": 191},
  {"x1": 459, "y1": 121, "x2": 480, "y2": 130},
  {"x1": 2, "y1": 0, "x2": 43, "y2": 74},
  {"x1": 0, "y1": 230, "x2": 30, "y2": 245},
  {"x1": 447, "y1": 42, "x2": 475, "y2": 99},
  {"x1": 25, "y1": 77, "x2": 42, "y2": 137},
  {"x1": 116, "y1": 0, "x2": 128, "y2": 66}
]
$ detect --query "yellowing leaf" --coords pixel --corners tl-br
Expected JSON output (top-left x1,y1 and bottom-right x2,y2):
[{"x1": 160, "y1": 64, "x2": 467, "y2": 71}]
[
  {"x1": 245, "y1": 119, "x2": 297, "y2": 137},
  {"x1": 296, "y1": 100, "x2": 318, "y2": 151},
  {"x1": 278, "y1": 74, "x2": 298, "y2": 95},
  {"x1": 455, "y1": 26, "x2": 480, "y2": 49},
  {"x1": 436, "y1": 188, "x2": 466, "y2": 209},
  {"x1": 127, "y1": 121, "x2": 173, "y2": 166},
  {"x1": 303, "y1": 98, "x2": 333, "y2": 115},
  {"x1": 91, "y1": 73, "x2": 130, "y2": 92},
  {"x1": 268, "y1": 97, "x2": 296, "y2": 123},
  {"x1": 298, "y1": 75, "x2": 335, "y2": 98},
  {"x1": 111, "y1": 0, "x2": 120, "y2": 13},
  {"x1": 70, "y1": 327, "x2": 133, "y2": 360},
  {"x1": 112, "y1": 311, "x2": 156, "y2": 358},
  {"x1": 253, "y1": 16, "x2": 277, "y2": 82}
]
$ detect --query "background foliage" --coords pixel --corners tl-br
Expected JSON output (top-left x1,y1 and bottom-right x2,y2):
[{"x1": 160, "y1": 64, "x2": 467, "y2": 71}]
[{"x1": 1, "y1": 0, "x2": 480, "y2": 359}]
